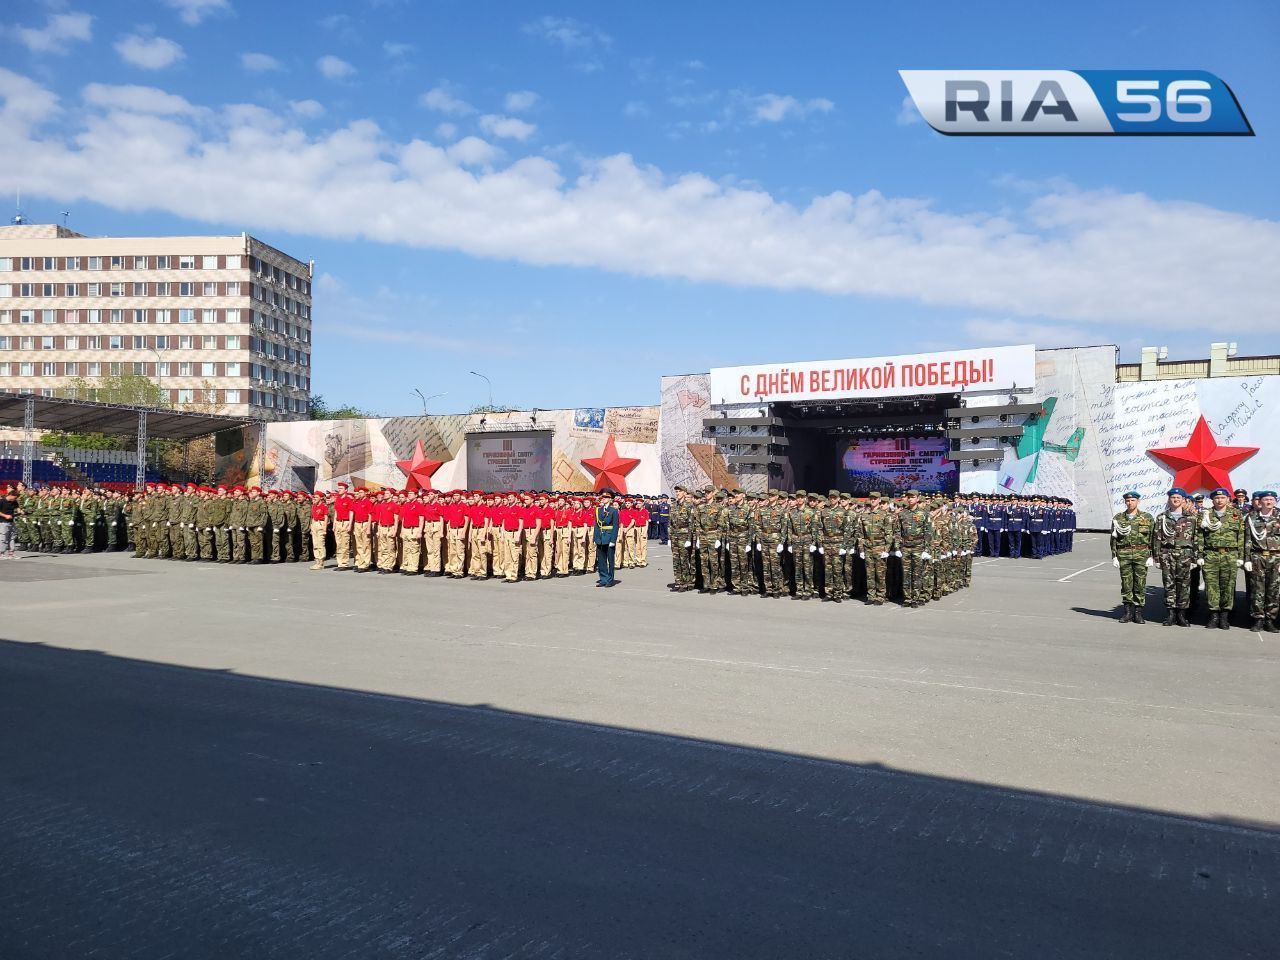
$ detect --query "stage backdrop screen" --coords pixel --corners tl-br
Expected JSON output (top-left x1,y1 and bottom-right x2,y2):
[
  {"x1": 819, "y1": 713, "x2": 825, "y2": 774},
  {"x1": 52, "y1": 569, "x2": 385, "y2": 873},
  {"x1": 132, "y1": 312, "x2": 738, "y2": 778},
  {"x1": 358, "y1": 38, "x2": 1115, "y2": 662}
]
[
  {"x1": 838, "y1": 437, "x2": 958, "y2": 495},
  {"x1": 466, "y1": 431, "x2": 553, "y2": 491}
]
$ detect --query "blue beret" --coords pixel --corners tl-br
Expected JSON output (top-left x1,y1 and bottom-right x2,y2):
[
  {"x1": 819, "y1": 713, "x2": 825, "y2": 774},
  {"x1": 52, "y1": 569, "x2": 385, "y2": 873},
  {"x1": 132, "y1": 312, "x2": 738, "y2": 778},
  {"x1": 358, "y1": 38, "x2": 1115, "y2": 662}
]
[
  {"x1": 1211, "y1": 487, "x2": 1230, "y2": 497},
  {"x1": 1122, "y1": 491, "x2": 1141, "y2": 499},
  {"x1": 1167, "y1": 487, "x2": 1188, "y2": 498},
  {"x1": 1259, "y1": 490, "x2": 1277, "y2": 499}
]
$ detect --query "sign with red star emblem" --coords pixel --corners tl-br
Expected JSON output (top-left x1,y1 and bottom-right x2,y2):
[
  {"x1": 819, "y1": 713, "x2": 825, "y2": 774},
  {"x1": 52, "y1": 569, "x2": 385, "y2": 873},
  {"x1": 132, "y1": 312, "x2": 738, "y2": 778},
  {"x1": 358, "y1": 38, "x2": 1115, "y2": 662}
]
[
  {"x1": 1147, "y1": 415, "x2": 1259, "y2": 493},
  {"x1": 395, "y1": 439, "x2": 444, "y2": 491},
  {"x1": 581, "y1": 435, "x2": 640, "y2": 493}
]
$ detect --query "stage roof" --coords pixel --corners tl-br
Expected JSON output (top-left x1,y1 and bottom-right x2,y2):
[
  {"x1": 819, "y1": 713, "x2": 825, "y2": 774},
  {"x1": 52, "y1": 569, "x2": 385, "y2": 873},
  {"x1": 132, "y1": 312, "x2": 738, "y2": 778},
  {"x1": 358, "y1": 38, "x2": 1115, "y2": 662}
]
[{"x1": 0, "y1": 392, "x2": 262, "y2": 442}]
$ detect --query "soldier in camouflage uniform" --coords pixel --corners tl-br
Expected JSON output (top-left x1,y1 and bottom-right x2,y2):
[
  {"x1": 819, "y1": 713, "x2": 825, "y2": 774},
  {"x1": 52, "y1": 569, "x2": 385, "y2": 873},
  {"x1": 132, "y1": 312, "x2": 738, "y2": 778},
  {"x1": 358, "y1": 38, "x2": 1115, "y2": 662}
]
[
  {"x1": 695, "y1": 489, "x2": 728, "y2": 593},
  {"x1": 1111, "y1": 491, "x2": 1154, "y2": 623},
  {"x1": 894, "y1": 490, "x2": 932, "y2": 607},
  {"x1": 227, "y1": 487, "x2": 250, "y2": 562},
  {"x1": 668, "y1": 486, "x2": 695, "y2": 591},
  {"x1": 1244, "y1": 490, "x2": 1280, "y2": 632},
  {"x1": 786, "y1": 492, "x2": 818, "y2": 600},
  {"x1": 754, "y1": 489, "x2": 788, "y2": 597},
  {"x1": 266, "y1": 490, "x2": 290, "y2": 562},
  {"x1": 858, "y1": 492, "x2": 893, "y2": 604},
  {"x1": 104, "y1": 491, "x2": 125, "y2": 550},
  {"x1": 1197, "y1": 486, "x2": 1244, "y2": 630},
  {"x1": 164, "y1": 485, "x2": 184, "y2": 560},
  {"x1": 79, "y1": 489, "x2": 103, "y2": 552},
  {"x1": 1151, "y1": 487, "x2": 1197, "y2": 626},
  {"x1": 245, "y1": 487, "x2": 269, "y2": 563},
  {"x1": 179, "y1": 485, "x2": 199, "y2": 560},
  {"x1": 724, "y1": 489, "x2": 755, "y2": 595},
  {"x1": 294, "y1": 493, "x2": 313, "y2": 562},
  {"x1": 816, "y1": 491, "x2": 848, "y2": 603}
]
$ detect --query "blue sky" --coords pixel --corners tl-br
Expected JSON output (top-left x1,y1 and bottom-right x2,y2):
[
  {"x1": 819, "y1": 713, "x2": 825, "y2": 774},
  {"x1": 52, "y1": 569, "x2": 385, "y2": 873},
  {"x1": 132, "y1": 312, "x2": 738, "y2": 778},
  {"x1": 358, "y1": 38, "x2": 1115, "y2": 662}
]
[{"x1": 2, "y1": 0, "x2": 1277, "y2": 415}]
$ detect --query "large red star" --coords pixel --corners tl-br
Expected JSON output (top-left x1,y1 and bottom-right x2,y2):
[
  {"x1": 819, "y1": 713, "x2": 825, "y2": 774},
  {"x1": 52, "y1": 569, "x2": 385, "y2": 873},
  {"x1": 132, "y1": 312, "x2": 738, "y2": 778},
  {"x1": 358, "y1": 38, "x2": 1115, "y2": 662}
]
[
  {"x1": 581, "y1": 435, "x2": 640, "y2": 493},
  {"x1": 395, "y1": 439, "x2": 444, "y2": 491},
  {"x1": 1148, "y1": 415, "x2": 1258, "y2": 493}
]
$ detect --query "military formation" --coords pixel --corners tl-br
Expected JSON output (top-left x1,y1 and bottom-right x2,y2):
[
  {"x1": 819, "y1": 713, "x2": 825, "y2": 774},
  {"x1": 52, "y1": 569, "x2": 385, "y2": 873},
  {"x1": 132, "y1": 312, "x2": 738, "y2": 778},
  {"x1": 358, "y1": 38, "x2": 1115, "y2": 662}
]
[
  {"x1": 967, "y1": 493, "x2": 1075, "y2": 558},
  {"x1": 667, "y1": 487, "x2": 979, "y2": 605},
  {"x1": 1110, "y1": 487, "x2": 1280, "y2": 631},
  {"x1": 4, "y1": 482, "x2": 653, "y2": 581}
]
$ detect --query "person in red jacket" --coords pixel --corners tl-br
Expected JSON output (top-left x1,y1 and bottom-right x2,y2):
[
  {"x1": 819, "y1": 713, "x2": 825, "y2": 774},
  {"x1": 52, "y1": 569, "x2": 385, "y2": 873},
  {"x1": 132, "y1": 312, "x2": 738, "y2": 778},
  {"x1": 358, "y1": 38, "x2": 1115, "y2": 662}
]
[
  {"x1": 332, "y1": 481, "x2": 354, "y2": 570},
  {"x1": 350, "y1": 487, "x2": 374, "y2": 572},
  {"x1": 420, "y1": 493, "x2": 444, "y2": 576},
  {"x1": 399, "y1": 490, "x2": 423, "y2": 575},
  {"x1": 467, "y1": 494, "x2": 492, "y2": 579},
  {"x1": 374, "y1": 491, "x2": 401, "y2": 573},
  {"x1": 498, "y1": 493, "x2": 524, "y2": 582},
  {"x1": 309, "y1": 491, "x2": 330, "y2": 570},
  {"x1": 444, "y1": 492, "x2": 469, "y2": 577}
]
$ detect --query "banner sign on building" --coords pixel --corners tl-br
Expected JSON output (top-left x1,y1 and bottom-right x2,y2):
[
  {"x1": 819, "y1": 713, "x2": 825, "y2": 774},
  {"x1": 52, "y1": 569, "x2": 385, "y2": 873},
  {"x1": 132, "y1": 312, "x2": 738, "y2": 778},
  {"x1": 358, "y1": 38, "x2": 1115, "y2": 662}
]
[
  {"x1": 710, "y1": 344, "x2": 1036, "y2": 404},
  {"x1": 466, "y1": 430, "x2": 553, "y2": 492},
  {"x1": 839, "y1": 437, "x2": 958, "y2": 495}
]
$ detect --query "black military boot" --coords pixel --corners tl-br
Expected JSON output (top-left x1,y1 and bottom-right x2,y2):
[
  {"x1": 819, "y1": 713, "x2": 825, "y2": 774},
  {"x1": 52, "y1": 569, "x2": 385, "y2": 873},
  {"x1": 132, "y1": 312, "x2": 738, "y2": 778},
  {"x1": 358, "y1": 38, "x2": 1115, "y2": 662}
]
[
  {"x1": 1176, "y1": 610, "x2": 1189, "y2": 627},
  {"x1": 1162, "y1": 610, "x2": 1175, "y2": 626},
  {"x1": 1132, "y1": 605, "x2": 1145, "y2": 624},
  {"x1": 1218, "y1": 612, "x2": 1230, "y2": 630},
  {"x1": 1205, "y1": 611, "x2": 1219, "y2": 629},
  {"x1": 1119, "y1": 604, "x2": 1133, "y2": 623},
  {"x1": 1266, "y1": 620, "x2": 1279, "y2": 633},
  {"x1": 1252, "y1": 618, "x2": 1266, "y2": 632}
]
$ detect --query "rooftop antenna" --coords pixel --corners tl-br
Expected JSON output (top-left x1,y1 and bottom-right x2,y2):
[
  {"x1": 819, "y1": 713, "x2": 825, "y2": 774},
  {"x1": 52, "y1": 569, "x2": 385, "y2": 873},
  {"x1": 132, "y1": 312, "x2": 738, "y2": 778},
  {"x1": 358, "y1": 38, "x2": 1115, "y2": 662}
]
[
  {"x1": 61, "y1": 211, "x2": 70, "y2": 227},
  {"x1": 12, "y1": 189, "x2": 25, "y2": 225}
]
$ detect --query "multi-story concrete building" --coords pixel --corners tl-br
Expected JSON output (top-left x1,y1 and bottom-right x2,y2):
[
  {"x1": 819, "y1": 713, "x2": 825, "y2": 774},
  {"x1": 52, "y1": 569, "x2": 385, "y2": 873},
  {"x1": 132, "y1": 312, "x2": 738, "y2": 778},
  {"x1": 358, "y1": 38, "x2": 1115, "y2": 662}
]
[{"x1": 0, "y1": 224, "x2": 313, "y2": 420}]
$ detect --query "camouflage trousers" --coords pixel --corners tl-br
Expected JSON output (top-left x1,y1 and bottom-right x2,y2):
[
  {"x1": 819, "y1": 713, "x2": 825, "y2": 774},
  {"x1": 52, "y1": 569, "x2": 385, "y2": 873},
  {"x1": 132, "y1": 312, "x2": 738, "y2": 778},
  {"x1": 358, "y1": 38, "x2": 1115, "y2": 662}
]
[
  {"x1": 670, "y1": 528, "x2": 694, "y2": 587},
  {"x1": 759, "y1": 540, "x2": 786, "y2": 596},
  {"x1": 820, "y1": 541, "x2": 847, "y2": 598},
  {"x1": 792, "y1": 544, "x2": 815, "y2": 598},
  {"x1": 700, "y1": 538, "x2": 725, "y2": 591},
  {"x1": 1249, "y1": 553, "x2": 1280, "y2": 619},
  {"x1": 1117, "y1": 553, "x2": 1149, "y2": 606},
  {"x1": 863, "y1": 548, "x2": 889, "y2": 602},
  {"x1": 1157, "y1": 548, "x2": 1194, "y2": 610},
  {"x1": 1202, "y1": 551, "x2": 1239, "y2": 611},
  {"x1": 726, "y1": 537, "x2": 755, "y2": 594},
  {"x1": 901, "y1": 549, "x2": 928, "y2": 604}
]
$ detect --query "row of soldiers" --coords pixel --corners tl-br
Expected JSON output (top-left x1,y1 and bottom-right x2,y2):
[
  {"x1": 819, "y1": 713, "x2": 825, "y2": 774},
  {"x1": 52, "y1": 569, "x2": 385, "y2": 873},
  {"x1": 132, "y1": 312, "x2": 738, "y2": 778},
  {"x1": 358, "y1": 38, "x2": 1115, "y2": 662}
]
[
  {"x1": 968, "y1": 494, "x2": 1075, "y2": 558},
  {"x1": 667, "y1": 487, "x2": 978, "y2": 605},
  {"x1": 10, "y1": 485, "x2": 131, "y2": 553},
  {"x1": 1110, "y1": 487, "x2": 1280, "y2": 631}
]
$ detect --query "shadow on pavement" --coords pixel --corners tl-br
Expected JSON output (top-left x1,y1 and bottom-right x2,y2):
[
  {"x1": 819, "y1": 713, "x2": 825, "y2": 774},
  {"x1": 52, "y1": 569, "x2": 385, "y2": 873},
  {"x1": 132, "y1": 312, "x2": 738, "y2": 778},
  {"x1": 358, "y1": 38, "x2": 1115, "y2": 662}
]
[{"x1": 0, "y1": 639, "x2": 1275, "y2": 960}]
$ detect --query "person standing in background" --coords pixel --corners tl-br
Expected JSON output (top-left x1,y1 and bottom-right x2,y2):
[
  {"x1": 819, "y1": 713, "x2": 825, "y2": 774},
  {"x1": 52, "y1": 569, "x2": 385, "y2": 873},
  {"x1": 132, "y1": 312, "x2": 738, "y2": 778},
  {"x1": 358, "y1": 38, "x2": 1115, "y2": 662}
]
[{"x1": 594, "y1": 489, "x2": 620, "y2": 587}]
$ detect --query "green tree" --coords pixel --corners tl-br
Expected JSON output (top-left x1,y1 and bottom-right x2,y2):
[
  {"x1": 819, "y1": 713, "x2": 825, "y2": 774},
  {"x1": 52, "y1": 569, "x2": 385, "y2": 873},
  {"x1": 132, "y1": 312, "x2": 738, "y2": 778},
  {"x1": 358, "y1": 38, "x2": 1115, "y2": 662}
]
[{"x1": 309, "y1": 394, "x2": 381, "y2": 419}]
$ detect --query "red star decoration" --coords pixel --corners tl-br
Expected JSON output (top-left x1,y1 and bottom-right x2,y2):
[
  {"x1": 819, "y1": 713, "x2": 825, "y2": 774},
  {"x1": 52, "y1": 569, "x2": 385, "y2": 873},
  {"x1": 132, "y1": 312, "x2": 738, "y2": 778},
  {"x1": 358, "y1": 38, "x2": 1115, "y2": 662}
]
[
  {"x1": 1148, "y1": 415, "x2": 1258, "y2": 494},
  {"x1": 581, "y1": 434, "x2": 640, "y2": 494},
  {"x1": 395, "y1": 439, "x2": 444, "y2": 491}
]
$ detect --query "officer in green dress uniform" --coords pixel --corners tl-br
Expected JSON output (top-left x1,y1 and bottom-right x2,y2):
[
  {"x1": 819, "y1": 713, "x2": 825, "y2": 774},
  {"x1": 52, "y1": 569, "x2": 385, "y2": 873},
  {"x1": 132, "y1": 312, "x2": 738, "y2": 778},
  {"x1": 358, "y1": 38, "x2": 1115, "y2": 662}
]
[{"x1": 1196, "y1": 486, "x2": 1244, "y2": 630}]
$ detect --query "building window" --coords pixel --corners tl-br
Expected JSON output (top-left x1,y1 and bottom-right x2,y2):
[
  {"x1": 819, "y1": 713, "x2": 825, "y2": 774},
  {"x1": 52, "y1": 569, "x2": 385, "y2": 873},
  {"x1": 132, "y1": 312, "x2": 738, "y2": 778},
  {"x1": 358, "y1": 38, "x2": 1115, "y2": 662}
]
[
  {"x1": 109, "y1": 336, "x2": 123, "y2": 350},
  {"x1": 87, "y1": 362, "x2": 100, "y2": 376},
  {"x1": 20, "y1": 362, "x2": 34, "y2": 376},
  {"x1": 0, "y1": 363, "x2": 11, "y2": 376},
  {"x1": 178, "y1": 362, "x2": 192, "y2": 376},
  {"x1": 86, "y1": 336, "x2": 100, "y2": 349},
  {"x1": 178, "y1": 309, "x2": 195, "y2": 324},
  {"x1": 155, "y1": 309, "x2": 170, "y2": 324},
  {"x1": 133, "y1": 282, "x2": 147, "y2": 296},
  {"x1": 133, "y1": 256, "x2": 148, "y2": 269},
  {"x1": 179, "y1": 335, "x2": 194, "y2": 350},
  {"x1": 19, "y1": 257, "x2": 31, "y2": 270},
  {"x1": 0, "y1": 336, "x2": 7, "y2": 349},
  {"x1": 42, "y1": 362, "x2": 55, "y2": 376},
  {"x1": 158, "y1": 361, "x2": 171, "y2": 376},
  {"x1": 226, "y1": 309, "x2": 240, "y2": 324},
  {"x1": 64, "y1": 310, "x2": 79, "y2": 323},
  {"x1": 226, "y1": 336, "x2": 240, "y2": 350},
  {"x1": 20, "y1": 336, "x2": 34, "y2": 350},
  {"x1": 155, "y1": 281, "x2": 170, "y2": 296},
  {"x1": 19, "y1": 311, "x2": 34, "y2": 324},
  {"x1": 179, "y1": 256, "x2": 195, "y2": 270},
  {"x1": 110, "y1": 309, "x2": 124, "y2": 324},
  {"x1": 42, "y1": 283, "x2": 55, "y2": 296},
  {"x1": 202, "y1": 335, "x2": 217, "y2": 349},
  {"x1": 226, "y1": 281, "x2": 240, "y2": 296},
  {"x1": 110, "y1": 256, "x2": 123, "y2": 269},
  {"x1": 179, "y1": 282, "x2": 194, "y2": 296},
  {"x1": 18, "y1": 283, "x2": 32, "y2": 297},
  {"x1": 41, "y1": 336, "x2": 53, "y2": 349},
  {"x1": 87, "y1": 282, "x2": 101, "y2": 296},
  {"x1": 132, "y1": 309, "x2": 145, "y2": 323},
  {"x1": 87, "y1": 310, "x2": 101, "y2": 324},
  {"x1": 88, "y1": 257, "x2": 102, "y2": 270},
  {"x1": 177, "y1": 388, "x2": 194, "y2": 404},
  {"x1": 156, "y1": 335, "x2": 169, "y2": 349},
  {"x1": 66, "y1": 257, "x2": 80, "y2": 270},
  {"x1": 133, "y1": 362, "x2": 146, "y2": 376},
  {"x1": 226, "y1": 255, "x2": 242, "y2": 270},
  {"x1": 133, "y1": 336, "x2": 146, "y2": 349},
  {"x1": 64, "y1": 362, "x2": 77, "y2": 376},
  {"x1": 202, "y1": 309, "x2": 217, "y2": 324},
  {"x1": 201, "y1": 361, "x2": 215, "y2": 376},
  {"x1": 0, "y1": 258, "x2": 10, "y2": 271},
  {"x1": 65, "y1": 336, "x2": 79, "y2": 350},
  {"x1": 110, "y1": 282, "x2": 124, "y2": 297},
  {"x1": 65, "y1": 283, "x2": 77, "y2": 296},
  {"x1": 40, "y1": 310, "x2": 55, "y2": 324},
  {"x1": 0, "y1": 285, "x2": 9, "y2": 298},
  {"x1": 225, "y1": 389, "x2": 241, "y2": 404},
  {"x1": 225, "y1": 361, "x2": 240, "y2": 376},
  {"x1": 109, "y1": 362, "x2": 122, "y2": 376},
  {"x1": 156, "y1": 255, "x2": 170, "y2": 269},
  {"x1": 202, "y1": 256, "x2": 218, "y2": 270}
]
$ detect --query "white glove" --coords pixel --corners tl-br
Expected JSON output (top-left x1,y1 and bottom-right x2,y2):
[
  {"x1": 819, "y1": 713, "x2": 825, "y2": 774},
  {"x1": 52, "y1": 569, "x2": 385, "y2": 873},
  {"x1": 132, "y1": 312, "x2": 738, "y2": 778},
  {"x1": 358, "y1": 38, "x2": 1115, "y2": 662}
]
[
  {"x1": 695, "y1": 539, "x2": 701, "y2": 549},
  {"x1": 809, "y1": 545, "x2": 816, "y2": 553},
  {"x1": 878, "y1": 551, "x2": 888, "y2": 559},
  {"x1": 838, "y1": 548, "x2": 846, "y2": 555},
  {"x1": 744, "y1": 544, "x2": 751, "y2": 554},
  {"x1": 818, "y1": 546, "x2": 824, "y2": 555},
  {"x1": 714, "y1": 539, "x2": 721, "y2": 549},
  {"x1": 1196, "y1": 557, "x2": 1204, "y2": 567},
  {"x1": 921, "y1": 552, "x2": 932, "y2": 561},
  {"x1": 893, "y1": 550, "x2": 902, "y2": 558},
  {"x1": 787, "y1": 545, "x2": 793, "y2": 553},
  {"x1": 755, "y1": 544, "x2": 762, "y2": 552},
  {"x1": 860, "y1": 552, "x2": 866, "y2": 559},
  {"x1": 1236, "y1": 559, "x2": 1244, "y2": 568},
  {"x1": 240, "y1": 526, "x2": 246, "y2": 531},
  {"x1": 1145, "y1": 557, "x2": 1154, "y2": 567},
  {"x1": 1244, "y1": 561, "x2": 1253, "y2": 572},
  {"x1": 776, "y1": 544, "x2": 783, "y2": 554},
  {"x1": 683, "y1": 540, "x2": 691, "y2": 548},
  {"x1": 1112, "y1": 557, "x2": 1120, "y2": 567}
]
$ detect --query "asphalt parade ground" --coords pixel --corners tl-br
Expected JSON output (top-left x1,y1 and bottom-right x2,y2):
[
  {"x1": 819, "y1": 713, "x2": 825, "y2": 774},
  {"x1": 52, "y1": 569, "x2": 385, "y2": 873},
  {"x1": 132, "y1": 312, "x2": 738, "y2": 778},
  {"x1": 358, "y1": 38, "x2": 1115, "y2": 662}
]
[{"x1": 1, "y1": 532, "x2": 1277, "y2": 958}]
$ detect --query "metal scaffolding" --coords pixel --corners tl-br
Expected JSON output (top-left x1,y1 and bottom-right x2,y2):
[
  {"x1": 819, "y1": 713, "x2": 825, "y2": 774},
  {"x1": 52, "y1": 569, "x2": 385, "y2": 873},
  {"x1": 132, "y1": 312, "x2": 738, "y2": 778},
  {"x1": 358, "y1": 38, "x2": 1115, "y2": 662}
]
[
  {"x1": 22, "y1": 396, "x2": 34, "y2": 487},
  {"x1": 134, "y1": 410, "x2": 148, "y2": 491}
]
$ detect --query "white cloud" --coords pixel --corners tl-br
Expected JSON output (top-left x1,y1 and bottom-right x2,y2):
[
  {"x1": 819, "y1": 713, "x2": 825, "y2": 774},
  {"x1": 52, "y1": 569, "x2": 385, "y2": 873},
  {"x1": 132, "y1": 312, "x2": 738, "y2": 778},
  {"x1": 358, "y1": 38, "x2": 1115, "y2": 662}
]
[
  {"x1": 478, "y1": 114, "x2": 536, "y2": 141},
  {"x1": 383, "y1": 41, "x2": 413, "y2": 58},
  {"x1": 419, "y1": 84, "x2": 473, "y2": 115},
  {"x1": 317, "y1": 55, "x2": 356, "y2": 80},
  {"x1": 522, "y1": 16, "x2": 611, "y2": 51},
  {"x1": 434, "y1": 122, "x2": 457, "y2": 140},
  {"x1": 896, "y1": 95, "x2": 923, "y2": 126},
  {"x1": 82, "y1": 83, "x2": 198, "y2": 116},
  {"x1": 161, "y1": 0, "x2": 232, "y2": 26},
  {"x1": 750, "y1": 93, "x2": 834, "y2": 123},
  {"x1": 2, "y1": 69, "x2": 1276, "y2": 334},
  {"x1": 446, "y1": 136, "x2": 500, "y2": 166},
  {"x1": 240, "y1": 52, "x2": 282, "y2": 72},
  {"x1": 624, "y1": 100, "x2": 650, "y2": 118},
  {"x1": 13, "y1": 12, "x2": 92, "y2": 54},
  {"x1": 115, "y1": 33, "x2": 185, "y2": 70},
  {"x1": 504, "y1": 90, "x2": 539, "y2": 113},
  {"x1": 963, "y1": 318, "x2": 1094, "y2": 348},
  {"x1": 289, "y1": 99, "x2": 324, "y2": 119}
]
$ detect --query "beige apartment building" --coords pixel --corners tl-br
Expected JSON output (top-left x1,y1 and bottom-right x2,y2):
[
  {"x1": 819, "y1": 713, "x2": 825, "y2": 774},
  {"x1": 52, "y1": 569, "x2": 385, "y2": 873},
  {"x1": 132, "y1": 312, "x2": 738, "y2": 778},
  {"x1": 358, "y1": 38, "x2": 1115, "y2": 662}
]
[{"x1": 0, "y1": 223, "x2": 313, "y2": 420}]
